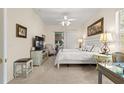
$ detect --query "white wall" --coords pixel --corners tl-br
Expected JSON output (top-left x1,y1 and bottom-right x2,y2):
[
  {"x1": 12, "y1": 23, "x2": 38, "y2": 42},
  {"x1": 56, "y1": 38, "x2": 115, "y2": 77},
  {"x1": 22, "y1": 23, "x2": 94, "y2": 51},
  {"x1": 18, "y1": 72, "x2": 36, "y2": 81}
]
[
  {"x1": 7, "y1": 9, "x2": 45, "y2": 82},
  {"x1": 82, "y1": 8, "x2": 120, "y2": 52},
  {"x1": 45, "y1": 9, "x2": 120, "y2": 50}
]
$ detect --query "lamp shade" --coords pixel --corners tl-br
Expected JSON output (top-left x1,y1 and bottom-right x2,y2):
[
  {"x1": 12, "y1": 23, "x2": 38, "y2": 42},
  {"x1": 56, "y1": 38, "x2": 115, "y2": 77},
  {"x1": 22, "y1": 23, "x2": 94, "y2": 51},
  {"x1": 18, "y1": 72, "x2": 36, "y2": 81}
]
[
  {"x1": 100, "y1": 33, "x2": 113, "y2": 43},
  {"x1": 78, "y1": 38, "x2": 83, "y2": 43},
  {"x1": 61, "y1": 21, "x2": 65, "y2": 26}
]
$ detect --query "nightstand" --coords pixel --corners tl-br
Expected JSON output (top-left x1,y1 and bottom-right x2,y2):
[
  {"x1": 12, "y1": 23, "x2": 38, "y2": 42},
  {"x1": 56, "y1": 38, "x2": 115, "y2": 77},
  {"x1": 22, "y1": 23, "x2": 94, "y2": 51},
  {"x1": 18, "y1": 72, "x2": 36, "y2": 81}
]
[{"x1": 93, "y1": 53, "x2": 112, "y2": 67}]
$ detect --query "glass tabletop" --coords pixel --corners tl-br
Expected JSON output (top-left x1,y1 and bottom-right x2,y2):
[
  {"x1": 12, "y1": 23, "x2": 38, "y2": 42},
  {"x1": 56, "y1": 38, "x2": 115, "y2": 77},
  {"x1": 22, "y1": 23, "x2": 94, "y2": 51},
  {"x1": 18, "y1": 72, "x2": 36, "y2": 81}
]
[{"x1": 100, "y1": 62, "x2": 124, "y2": 78}]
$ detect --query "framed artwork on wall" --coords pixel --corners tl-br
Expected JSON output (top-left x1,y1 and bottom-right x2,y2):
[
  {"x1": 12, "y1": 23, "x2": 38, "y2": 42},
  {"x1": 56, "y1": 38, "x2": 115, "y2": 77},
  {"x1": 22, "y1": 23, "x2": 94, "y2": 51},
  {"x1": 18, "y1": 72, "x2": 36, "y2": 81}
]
[
  {"x1": 87, "y1": 18, "x2": 104, "y2": 36},
  {"x1": 16, "y1": 24, "x2": 27, "y2": 38}
]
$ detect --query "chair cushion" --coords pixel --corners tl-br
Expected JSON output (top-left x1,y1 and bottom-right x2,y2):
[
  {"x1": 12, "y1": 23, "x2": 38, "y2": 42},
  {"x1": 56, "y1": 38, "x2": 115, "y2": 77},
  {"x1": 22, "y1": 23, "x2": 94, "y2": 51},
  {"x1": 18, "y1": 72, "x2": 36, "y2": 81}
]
[{"x1": 112, "y1": 52, "x2": 124, "y2": 62}]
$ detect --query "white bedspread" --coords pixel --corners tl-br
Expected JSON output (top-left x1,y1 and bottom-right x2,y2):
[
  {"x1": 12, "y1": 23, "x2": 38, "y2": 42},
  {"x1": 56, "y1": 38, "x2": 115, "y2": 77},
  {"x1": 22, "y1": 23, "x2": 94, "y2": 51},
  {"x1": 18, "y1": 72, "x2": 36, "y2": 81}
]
[{"x1": 55, "y1": 49, "x2": 96, "y2": 65}]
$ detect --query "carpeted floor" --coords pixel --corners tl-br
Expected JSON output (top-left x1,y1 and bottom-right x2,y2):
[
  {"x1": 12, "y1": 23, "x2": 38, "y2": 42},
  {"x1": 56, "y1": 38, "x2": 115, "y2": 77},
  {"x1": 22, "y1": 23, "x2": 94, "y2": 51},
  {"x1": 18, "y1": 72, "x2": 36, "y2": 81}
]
[{"x1": 9, "y1": 56, "x2": 113, "y2": 84}]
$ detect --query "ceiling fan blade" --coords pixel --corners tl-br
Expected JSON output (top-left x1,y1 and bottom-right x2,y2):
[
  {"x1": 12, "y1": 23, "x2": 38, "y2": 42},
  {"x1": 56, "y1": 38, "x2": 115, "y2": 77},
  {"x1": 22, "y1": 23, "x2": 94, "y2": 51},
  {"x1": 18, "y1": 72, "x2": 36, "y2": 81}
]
[
  {"x1": 64, "y1": 16, "x2": 68, "y2": 20},
  {"x1": 56, "y1": 19, "x2": 63, "y2": 21},
  {"x1": 68, "y1": 19, "x2": 76, "y2": 21}
]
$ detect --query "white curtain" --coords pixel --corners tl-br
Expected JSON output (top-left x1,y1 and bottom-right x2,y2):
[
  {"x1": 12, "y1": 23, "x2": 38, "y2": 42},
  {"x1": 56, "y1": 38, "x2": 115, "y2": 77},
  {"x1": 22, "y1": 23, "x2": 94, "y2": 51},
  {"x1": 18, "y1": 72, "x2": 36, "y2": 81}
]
[{"x1": 64, "y1": 31, "x2": 81, "y2": 49}]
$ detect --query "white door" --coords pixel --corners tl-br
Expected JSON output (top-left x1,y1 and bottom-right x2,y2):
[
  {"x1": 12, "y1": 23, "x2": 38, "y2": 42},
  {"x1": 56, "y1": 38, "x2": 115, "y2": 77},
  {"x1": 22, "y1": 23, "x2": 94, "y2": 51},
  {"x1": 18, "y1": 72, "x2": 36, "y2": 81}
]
[{"x1": 0, "y1": 9, "x2": 7, "y2": 84}]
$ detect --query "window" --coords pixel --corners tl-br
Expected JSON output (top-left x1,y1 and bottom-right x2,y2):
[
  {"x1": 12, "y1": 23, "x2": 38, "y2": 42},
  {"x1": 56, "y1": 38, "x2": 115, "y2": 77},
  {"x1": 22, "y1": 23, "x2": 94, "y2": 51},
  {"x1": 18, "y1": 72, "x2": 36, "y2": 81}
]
[{"x1": 119, "y1": 9, "x2": 124, "y2": 51}]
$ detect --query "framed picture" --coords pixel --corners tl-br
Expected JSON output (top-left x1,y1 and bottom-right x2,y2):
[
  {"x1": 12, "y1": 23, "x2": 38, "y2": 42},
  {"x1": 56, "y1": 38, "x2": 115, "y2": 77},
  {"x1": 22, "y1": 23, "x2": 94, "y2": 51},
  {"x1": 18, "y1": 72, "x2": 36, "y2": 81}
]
[
  {"x1": 16, "y1": 24, "x2": 27, "y2": 38},
  {"x1": 87, "y1": 18, "x2": 104, "y2": 36}
]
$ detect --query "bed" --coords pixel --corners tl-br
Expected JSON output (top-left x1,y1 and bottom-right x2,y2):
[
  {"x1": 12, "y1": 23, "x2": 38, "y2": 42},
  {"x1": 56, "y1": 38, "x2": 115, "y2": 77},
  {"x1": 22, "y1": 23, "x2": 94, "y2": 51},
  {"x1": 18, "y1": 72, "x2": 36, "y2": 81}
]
[{"x1": 55, "y1": 49, "x2": 97, "y2": 69}]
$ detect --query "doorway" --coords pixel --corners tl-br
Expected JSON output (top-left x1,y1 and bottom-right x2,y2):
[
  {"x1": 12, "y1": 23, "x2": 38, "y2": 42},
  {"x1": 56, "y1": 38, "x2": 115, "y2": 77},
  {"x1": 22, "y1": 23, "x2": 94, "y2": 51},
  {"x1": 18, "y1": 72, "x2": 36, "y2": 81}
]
[{"x1": 55, "y1": 32, "x2": 64, "y2": 52}]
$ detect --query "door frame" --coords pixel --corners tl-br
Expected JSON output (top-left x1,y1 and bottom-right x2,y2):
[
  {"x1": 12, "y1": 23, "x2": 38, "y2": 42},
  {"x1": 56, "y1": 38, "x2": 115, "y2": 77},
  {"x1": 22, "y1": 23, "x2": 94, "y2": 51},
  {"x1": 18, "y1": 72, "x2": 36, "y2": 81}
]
[
  {"x1": 0, "y1": 8, "x2": 7, "y2": 84},
  {"x1": 3, "y1": 8, "x2": 7, "y2": 84}
]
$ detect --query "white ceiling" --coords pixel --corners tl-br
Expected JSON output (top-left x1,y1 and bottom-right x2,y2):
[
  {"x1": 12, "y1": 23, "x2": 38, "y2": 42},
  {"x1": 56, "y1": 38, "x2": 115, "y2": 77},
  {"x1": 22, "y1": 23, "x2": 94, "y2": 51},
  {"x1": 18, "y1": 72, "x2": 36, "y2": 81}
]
[{"x1": 34, "y1": 8, "x2": 101, "y2": 30}]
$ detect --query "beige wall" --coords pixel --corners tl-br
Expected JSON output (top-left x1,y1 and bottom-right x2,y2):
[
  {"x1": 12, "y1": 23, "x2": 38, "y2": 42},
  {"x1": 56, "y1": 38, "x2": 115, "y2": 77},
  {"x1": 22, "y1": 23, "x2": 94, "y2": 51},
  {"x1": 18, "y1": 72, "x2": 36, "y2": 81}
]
[
  {"x1": 45, "y1": 9, "x2": 120, "y2": 50},
  {"x1": 45, "y1": 25, "x2": 83, "y2": 48},
  {"x1": 0, "y1": 8, "x2": 4, "y2": 83},
  {"x1": 82, "y1": 8, "x2": 120, "y2": 52},
  {"x1": 7, "y1": 9, "x2": 45, "y2": 82},
  {"x1": 0, "y1": 9, "x2": 3, "y2": 58}
]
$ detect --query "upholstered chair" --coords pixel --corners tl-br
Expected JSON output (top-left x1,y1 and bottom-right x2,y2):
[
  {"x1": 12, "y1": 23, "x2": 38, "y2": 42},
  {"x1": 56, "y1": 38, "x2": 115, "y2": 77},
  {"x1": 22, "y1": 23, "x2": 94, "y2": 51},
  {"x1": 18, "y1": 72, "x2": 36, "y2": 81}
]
[
  {"x1": 45, "y1": 44, "x2": 56, "y2": 56},
  {"x1": 112, "y1": 52, "x2": 124, "y2": 63}
]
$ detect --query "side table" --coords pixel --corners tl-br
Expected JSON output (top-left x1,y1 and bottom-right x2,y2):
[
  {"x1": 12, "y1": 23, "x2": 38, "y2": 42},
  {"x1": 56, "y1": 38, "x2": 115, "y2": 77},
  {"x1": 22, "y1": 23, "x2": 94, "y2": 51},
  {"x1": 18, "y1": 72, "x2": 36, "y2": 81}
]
[
  {"x1": 14, "y1": 58, "x2": 33, "y2": 78},
  {"x1": 93, "y1": 53, "x2": 112, "y2": 68}
]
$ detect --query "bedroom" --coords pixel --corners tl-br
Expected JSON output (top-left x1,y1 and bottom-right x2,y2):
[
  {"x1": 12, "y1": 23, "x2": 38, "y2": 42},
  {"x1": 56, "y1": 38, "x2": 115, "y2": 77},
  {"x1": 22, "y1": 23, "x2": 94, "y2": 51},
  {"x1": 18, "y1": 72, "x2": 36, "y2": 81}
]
[{"x1": 0, "y1": 8, "x2": 124, "y2": 84}]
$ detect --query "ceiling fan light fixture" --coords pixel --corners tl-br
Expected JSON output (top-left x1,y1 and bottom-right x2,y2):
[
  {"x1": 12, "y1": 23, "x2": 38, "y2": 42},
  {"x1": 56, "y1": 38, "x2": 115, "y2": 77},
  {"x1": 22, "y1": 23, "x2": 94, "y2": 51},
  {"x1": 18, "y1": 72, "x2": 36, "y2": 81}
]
[
  {"x1": 61, "y1": 21, "x2": 71, "y2": 26},
  {"x1": 66, "y1": 21, "x2": 71, "y2": 26},
  {"x1": 60, "y1": 16, "x2": 74, "y2": 26},
  {"x1": 61, "y1": 21, "x2": 65, "y2": 26},
  {"x1": 64, "y1": 16, "x2": 68, "y2": 20}
]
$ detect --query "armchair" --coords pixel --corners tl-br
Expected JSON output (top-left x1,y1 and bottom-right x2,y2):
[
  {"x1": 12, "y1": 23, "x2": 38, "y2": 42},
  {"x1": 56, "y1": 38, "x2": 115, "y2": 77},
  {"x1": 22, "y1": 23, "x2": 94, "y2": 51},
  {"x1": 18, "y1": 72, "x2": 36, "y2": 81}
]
[
  {"x1": 112, "y1": 52, "x2": 124, "y2": 63},
  {"x1": 45, "y1": 44, "x2": 56, "y2": 56}
]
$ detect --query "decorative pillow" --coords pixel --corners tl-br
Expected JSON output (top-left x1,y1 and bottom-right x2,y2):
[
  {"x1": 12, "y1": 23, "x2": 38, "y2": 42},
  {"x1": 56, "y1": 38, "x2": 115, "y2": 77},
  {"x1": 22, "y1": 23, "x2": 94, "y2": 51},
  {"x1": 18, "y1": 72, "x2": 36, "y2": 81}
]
[
  {"x1": 82, "y1": 45, "x2": 95, "y2": 52},
  {"x1": 86, "y1": 45, "x2": 95, "y2": 52},
  {"x1": 89, "y1": 45, "x2": 95, "y2": 52},
  {"x1": 82, "y1": 45, "x2": 86, "y2": 51},
  {"x1": 85, "y1": 46, "x2": 92, "y2": 52},
  {"x1": 92, "y1": 46, "x2": 100, "y2": 52},
  {"x1": 82, "y1": 46, "x2": 88, "y2": 51}
]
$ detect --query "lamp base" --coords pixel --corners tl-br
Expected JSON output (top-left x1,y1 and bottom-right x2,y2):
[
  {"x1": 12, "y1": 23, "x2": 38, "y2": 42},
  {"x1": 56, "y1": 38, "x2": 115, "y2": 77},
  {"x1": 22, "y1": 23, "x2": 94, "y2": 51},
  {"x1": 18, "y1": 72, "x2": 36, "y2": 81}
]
[
  {"x1": 79, "y1": 43, "x2": 82, "y2": 48},
  {"x1": 101, "y1": 42, "x2": 110, "y2": 54}
]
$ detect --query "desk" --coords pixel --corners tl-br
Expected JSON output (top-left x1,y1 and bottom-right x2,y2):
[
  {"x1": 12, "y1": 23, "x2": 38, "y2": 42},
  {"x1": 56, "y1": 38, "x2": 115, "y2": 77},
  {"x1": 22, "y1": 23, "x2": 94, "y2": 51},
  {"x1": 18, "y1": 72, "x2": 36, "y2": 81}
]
[{"x1": 97, "y1": 63, "x2": 124, "y2": 84}]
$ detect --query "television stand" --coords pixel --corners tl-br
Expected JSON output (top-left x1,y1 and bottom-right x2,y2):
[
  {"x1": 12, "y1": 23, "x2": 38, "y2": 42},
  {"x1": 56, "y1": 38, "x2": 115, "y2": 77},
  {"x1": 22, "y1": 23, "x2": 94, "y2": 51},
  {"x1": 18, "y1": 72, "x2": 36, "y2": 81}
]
[
  {"x1": 42, "y1": 50, "x2": 48, "y2": 62},
  {"x1": 31, "y1": 50, "x2": 48, "y2": 66}
]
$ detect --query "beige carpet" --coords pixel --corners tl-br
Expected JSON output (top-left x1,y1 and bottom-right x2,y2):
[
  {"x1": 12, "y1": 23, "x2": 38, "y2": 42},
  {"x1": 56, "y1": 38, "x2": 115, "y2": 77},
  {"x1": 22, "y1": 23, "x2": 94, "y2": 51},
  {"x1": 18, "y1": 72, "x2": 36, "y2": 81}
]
[{"x1": 9, "y1": 56, "x2": 113, "y2": 84}]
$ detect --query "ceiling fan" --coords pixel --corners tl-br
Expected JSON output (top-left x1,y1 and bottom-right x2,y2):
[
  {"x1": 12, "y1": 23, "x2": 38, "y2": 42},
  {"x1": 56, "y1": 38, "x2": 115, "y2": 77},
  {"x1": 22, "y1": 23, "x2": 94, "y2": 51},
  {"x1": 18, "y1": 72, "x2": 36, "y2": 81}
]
[{"x1": 57, "y1": 16, "x2": 76, "y2": 26}]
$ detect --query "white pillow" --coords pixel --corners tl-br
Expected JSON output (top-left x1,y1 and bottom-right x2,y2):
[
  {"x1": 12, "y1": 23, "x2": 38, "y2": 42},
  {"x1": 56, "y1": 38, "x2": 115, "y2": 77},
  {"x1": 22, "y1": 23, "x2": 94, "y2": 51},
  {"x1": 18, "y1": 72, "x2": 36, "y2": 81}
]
[
  {"x1": 82, "y1": 45, "x2": 95, "y2": 52},
  {"x1": 85, "y1": 46, "x2": 92, "y2": 52},
  {"x1": 82, "y1": 45, "x2": 86, "y2": 51},
  {"x1": 92, "y1": 47, "x2": 100, "y2": 52}
]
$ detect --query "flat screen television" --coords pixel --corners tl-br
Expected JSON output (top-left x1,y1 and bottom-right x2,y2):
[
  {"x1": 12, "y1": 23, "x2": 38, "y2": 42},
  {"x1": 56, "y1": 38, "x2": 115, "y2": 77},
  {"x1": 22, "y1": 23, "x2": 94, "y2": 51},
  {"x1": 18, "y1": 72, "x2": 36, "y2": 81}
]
[{"x1": 34, "y1": 36, "x2": 44, "y2": 50}]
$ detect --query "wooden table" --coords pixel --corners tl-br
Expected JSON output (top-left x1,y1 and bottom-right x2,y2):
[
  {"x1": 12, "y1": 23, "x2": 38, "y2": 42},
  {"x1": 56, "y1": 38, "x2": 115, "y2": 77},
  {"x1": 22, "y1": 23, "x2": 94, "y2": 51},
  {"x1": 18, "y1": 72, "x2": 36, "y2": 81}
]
[{"x1": 97, "y1": 63, "x2": 124, "y2": 84}]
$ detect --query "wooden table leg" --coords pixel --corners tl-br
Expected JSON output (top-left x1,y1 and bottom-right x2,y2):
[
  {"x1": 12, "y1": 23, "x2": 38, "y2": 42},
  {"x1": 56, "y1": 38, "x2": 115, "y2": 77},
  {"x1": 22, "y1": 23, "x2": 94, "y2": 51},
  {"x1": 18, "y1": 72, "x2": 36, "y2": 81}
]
[
  {"x1": 13, "y1": 63, "x2": 16, "y2": 78},
  {"x1": 98, "y1": 71, "x2": 102, "y2": 84},
  {"x1": 67, "y1": 64, "x2": 69, "y2": 67},
  {"x1": 57, "y1": 63, "x2": 60, "y2": 69}
]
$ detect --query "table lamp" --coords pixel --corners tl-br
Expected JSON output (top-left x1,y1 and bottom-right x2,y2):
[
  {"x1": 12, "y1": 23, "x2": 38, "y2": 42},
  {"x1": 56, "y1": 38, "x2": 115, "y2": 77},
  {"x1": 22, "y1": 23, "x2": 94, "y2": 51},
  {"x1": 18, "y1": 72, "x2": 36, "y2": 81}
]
[
  {"x1": 100, "y1": 33, "x2": 113, "y2": 54},
  {"x1": 78, "y1": 38, "x2": 83, "y2": 48}
]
